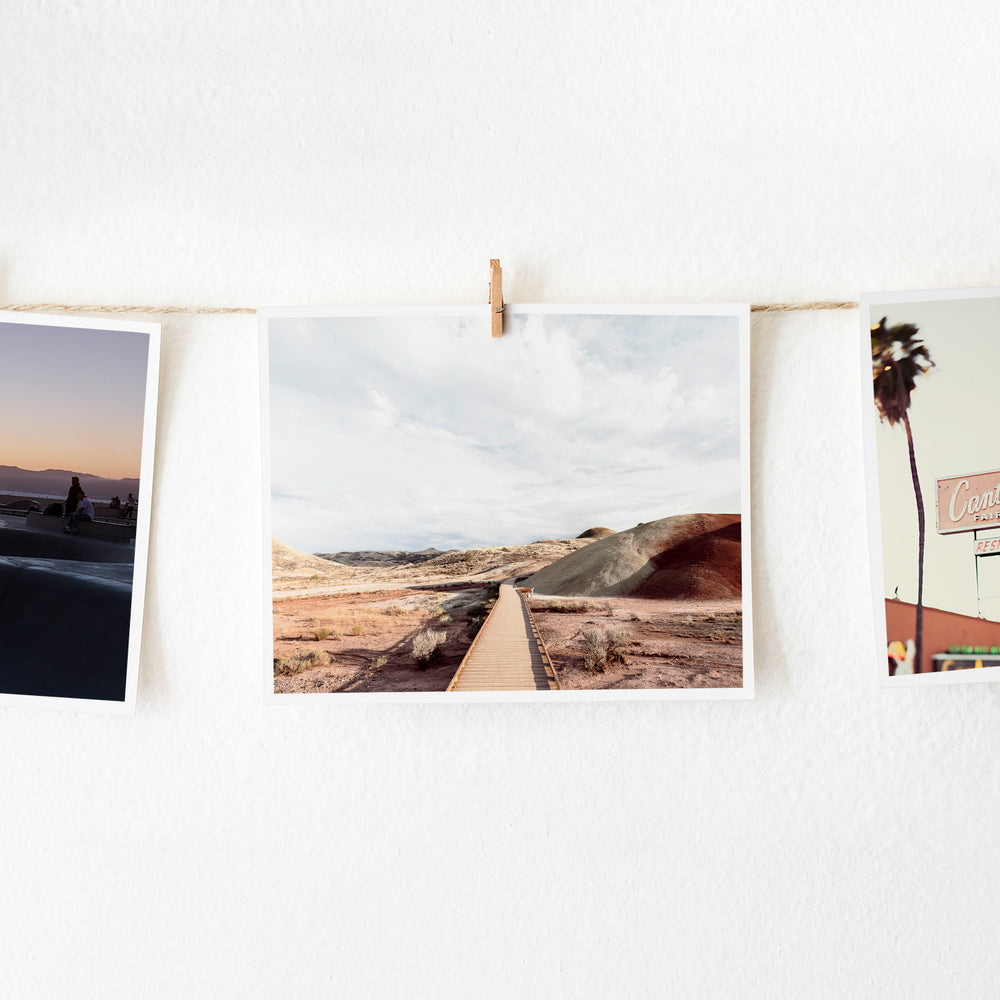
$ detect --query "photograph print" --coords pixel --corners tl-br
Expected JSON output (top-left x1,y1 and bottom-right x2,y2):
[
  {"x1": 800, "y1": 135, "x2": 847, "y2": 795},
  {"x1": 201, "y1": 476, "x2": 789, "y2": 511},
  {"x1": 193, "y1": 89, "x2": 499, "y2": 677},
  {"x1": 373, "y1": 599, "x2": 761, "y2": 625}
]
[
  {"x1": 262, "y1": 305, "x2": 752, "y2": 700},
  {"x1": 863, "y1": 288, "x2": 1000, "y2": 685},
  {"x1": 0, "y1": 312, "x2": 159, "y2": 711}
]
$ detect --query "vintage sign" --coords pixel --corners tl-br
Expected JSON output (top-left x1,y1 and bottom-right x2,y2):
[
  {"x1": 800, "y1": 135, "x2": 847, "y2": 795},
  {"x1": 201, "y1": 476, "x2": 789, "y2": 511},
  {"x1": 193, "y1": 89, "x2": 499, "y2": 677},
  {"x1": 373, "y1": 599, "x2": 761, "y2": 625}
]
[
  {"x1": 937, "y1": 470, "x2": 1000, "y2": 534},
  {"x1": 973, "y1": 536, "x2": 1000, "y2": 555}
]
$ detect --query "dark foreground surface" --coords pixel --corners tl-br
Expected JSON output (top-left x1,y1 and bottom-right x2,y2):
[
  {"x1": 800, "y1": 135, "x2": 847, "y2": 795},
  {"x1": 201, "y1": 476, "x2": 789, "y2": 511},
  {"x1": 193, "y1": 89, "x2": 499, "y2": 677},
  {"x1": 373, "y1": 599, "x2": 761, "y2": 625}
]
[{"x1": 0, "y1": 523, "x2": 134, "y2": 701}]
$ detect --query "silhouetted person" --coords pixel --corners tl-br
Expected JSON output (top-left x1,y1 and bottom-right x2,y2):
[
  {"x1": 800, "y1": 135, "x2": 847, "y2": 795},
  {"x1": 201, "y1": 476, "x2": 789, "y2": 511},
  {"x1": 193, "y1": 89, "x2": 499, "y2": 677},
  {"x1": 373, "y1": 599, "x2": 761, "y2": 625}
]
[
  {"x1": 64, "y1": 476, "x2": 83, "y2": 519},
  {"x1": 121, "y1": 493, "x2": 137, "y2": 520},
  {"x1": 65, "y1": 491, "x2": 94, "y2": 534}
]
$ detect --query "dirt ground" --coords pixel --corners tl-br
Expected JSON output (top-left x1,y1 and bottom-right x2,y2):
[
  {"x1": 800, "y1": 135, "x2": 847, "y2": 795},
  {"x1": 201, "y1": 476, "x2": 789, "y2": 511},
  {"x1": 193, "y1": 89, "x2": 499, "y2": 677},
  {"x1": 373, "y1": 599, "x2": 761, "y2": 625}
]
[
  {"x1": 272, "y1": 586, "x2": 742, "y2": 693},
  {"x1": 529, "y1": 595, "x2": 743, "y2": 689},
  {"x1": 273, "y1": 584, "x2": 492, "y2": 693}
]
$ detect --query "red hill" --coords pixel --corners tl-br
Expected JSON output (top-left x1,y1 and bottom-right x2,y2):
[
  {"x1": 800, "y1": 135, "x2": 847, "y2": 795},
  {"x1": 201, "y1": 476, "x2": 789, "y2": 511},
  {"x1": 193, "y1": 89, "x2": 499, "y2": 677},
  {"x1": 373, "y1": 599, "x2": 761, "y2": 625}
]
[{"x1": 523, "y1": 513, "x2": 742, "y2": 599}]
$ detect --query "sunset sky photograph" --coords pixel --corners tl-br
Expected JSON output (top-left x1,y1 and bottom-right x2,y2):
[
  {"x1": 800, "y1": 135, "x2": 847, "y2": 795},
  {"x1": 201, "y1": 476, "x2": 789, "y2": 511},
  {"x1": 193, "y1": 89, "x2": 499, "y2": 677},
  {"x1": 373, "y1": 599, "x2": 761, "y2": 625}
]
[{"x1": 0, "y1": 320, "x2": 151, "y2": 480}]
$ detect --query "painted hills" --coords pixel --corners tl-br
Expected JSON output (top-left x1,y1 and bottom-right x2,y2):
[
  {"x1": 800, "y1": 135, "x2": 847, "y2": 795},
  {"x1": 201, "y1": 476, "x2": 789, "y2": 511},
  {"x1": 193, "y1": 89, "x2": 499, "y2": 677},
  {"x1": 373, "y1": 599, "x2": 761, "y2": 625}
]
[
  {"x1": 272, "y1": 514, "x2": 741, "y2": 599},
  {"x1": 271, "y1": 535, "x2": 594, "y2": 594},
  {"x1": 523, "y1": 513, "x2": 741, "y2": 599}
]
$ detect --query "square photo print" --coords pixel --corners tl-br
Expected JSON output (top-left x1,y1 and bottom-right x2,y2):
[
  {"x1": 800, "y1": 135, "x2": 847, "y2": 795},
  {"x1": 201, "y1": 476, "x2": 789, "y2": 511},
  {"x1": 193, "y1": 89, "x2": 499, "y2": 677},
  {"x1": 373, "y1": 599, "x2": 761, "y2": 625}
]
[
  {"x1": 863, "y1": 288, "x2": 1000, "y2": 685},
  {"x1": 261, "y1": 305, "x2": 752, "y2": 701},
  {"x1": 0, "y1": 312, "x2": 159, "y2": 712}
]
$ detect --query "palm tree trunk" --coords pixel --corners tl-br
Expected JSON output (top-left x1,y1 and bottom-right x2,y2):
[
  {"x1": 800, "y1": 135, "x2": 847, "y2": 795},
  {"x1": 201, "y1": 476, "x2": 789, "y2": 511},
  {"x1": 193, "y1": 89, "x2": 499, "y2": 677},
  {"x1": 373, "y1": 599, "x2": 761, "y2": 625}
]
[{"x1": 903, "y1": 413, "x2": 924, "y2": 673}]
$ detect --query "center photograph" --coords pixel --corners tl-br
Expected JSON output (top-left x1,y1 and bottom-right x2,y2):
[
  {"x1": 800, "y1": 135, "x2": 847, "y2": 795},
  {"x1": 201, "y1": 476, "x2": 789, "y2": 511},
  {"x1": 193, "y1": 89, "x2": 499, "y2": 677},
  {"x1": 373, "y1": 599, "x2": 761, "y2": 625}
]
[{"x1": 259, "y1": 305, "x2": 752, "y2": 701}]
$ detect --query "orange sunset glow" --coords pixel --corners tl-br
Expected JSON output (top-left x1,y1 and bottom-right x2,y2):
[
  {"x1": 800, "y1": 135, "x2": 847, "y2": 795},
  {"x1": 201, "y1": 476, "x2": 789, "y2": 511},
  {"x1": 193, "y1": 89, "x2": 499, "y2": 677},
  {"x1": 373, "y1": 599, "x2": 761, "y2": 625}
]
[{"x1": 0, "y1": 321, "x2": 150, "y2": 481}]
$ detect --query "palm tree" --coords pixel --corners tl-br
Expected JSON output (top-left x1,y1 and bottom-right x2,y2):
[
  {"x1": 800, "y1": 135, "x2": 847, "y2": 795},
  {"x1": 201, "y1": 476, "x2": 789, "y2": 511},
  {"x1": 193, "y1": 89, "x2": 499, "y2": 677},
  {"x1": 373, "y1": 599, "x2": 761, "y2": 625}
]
[{"x1": 871, "y1": 317, "x2": 934, "y2": 673}]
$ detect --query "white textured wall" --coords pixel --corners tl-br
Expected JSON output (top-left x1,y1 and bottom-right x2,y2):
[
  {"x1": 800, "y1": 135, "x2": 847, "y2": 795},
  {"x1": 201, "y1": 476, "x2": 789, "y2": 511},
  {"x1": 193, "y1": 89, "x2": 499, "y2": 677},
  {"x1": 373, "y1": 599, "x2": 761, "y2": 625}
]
[{"x1": 3, "y1": 3, "x2": 1000, "y2": 997}]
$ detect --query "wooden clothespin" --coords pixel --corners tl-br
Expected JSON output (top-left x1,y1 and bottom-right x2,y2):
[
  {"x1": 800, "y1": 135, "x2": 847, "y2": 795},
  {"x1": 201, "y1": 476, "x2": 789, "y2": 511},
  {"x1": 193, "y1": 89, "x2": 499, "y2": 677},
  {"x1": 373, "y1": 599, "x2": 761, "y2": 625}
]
[{"x1": 489, "y1": 259, "x2": 503, "y2": 337}]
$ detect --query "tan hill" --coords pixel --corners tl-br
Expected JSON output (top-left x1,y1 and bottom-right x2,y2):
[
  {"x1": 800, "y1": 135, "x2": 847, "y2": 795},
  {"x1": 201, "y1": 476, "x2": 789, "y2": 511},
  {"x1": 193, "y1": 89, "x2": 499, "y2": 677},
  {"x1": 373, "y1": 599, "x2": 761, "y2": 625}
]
[
  {"x1": 576, "y1": 526, "x2": 616, "y2": 539},
  {"x1": 272, "y1": 538, "x2": 352, "y2": 585},
  {"x1": 523, "y1": 514, "x2": 742, "y2": 599},
  {"x1": 414, "y1": 537, "x2": 593, "y2": 580},
  {"x1": 271, "y1": 535, "x2": 597, "y2": 596}
]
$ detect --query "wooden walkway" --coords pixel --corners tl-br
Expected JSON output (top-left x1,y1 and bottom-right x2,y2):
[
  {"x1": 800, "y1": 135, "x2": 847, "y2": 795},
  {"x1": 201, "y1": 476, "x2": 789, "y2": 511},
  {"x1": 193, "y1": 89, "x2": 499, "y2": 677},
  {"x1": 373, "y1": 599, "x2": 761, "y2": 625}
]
[{"x1": 447, "y1": 582, "x2": 560, "y2": 691}]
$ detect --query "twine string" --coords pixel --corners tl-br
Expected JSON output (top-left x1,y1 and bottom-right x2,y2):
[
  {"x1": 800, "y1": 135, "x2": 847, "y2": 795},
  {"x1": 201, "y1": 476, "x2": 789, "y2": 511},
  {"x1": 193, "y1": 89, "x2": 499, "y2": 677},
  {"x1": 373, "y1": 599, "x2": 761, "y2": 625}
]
[
  {"x1": 0, "y1": 300, "x2": 860, "y2": 317},
  {"x1": 0, "y1": 304, "x2": 256, "y2": 315},
  {"x1": 750, "y1": 300, "x2": 857, "y2": 313}
]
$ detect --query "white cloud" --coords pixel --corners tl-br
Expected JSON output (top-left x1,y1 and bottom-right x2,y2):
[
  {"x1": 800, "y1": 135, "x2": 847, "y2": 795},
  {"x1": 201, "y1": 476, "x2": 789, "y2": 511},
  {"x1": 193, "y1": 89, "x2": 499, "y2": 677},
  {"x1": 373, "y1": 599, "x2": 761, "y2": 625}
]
[{"x1": 268, "y1": 310, "x2": 743, "y2": 551}]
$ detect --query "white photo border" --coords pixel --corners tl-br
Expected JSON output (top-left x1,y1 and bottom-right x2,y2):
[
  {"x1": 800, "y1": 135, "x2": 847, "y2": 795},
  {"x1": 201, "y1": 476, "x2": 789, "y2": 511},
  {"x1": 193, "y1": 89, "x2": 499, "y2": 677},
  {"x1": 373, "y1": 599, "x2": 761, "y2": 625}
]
[
  {"x1": 0, "y1": 310, "x2": 160, "y2": 714},
  {"x1": 259, "y1": 303, "x2": 753, "y2": 703},
  {"x1": 861, "y1": 287, "x2": 1000, "y2": 688}
]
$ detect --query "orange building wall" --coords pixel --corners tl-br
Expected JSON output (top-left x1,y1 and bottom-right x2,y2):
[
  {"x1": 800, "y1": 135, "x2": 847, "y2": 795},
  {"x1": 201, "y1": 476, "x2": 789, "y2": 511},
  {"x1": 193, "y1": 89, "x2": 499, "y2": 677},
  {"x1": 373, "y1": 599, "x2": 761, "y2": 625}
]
[{"x1": 884, "y1": 599, "x2": 1000, "y2": 673}]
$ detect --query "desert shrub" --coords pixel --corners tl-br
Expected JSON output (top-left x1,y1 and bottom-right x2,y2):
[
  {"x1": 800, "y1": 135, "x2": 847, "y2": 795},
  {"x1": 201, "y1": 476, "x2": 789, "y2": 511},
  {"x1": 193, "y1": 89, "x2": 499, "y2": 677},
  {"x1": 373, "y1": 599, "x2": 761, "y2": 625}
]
[
  {"x1": 383, "y1": 605, "x2": 407, "y2": 616},
  {"x1": 411, "y1": 628, "x2": 447, "y2": 666},
  {"x1": 313, "y1": 626, "x2": 332, "y2": 641},
  {"x1": 580, "y1": 625, "x2": 631, "y2": 673},
  {"x1": 467, "y1": 617, "x2": 485, "y2": 640},
  {"x1": 43, "y1": 502, "x2": 62, "y2": 516},
  {"x1": 372, "y1": 656, "x2": 388, "y2": 671},
  {"x1": 465, "y1": 601, "x2": 489, "y2": 617},
  {"x1": 438, "y1": 613, "x2": 451, "y2": 623},
  {"x1": 537, "y1": 599, "x2": 600, "y2": 614},
  {"x1": 275, "y1": 649, "x2": 329, "y2": 675},
  {"x1": 351, "y1": 625, "x2": 363, "y2": 636}
]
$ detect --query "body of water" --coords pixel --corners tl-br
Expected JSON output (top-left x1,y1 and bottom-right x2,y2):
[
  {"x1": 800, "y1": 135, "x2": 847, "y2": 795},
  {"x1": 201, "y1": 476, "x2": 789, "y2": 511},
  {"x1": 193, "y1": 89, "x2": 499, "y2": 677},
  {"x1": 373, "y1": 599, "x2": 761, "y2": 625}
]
[{"x1": 0, "y1": 489, "x2": 131, "y2": 504}]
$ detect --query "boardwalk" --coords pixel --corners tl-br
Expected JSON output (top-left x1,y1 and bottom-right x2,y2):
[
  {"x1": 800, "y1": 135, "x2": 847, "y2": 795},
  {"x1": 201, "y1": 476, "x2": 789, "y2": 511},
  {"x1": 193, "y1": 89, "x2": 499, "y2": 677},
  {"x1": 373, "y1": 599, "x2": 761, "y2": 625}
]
[{"x1": 447, "y1": 582, "x2": 560, "y2": 691}]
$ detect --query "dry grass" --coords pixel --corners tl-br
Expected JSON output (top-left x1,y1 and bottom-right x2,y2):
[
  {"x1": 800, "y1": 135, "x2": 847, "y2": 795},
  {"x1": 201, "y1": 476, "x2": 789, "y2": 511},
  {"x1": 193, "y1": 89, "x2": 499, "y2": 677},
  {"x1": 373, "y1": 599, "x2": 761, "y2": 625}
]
[
  {"x1": 532, "y1": 598, "x2": 604, "y2": 614},
  {"x1": 273, "y1": 584, "x2": 507, "y2": 692},
  {"x1": 306, "y1": 608, "x2": 394, "y2": 639},
  {"x1": 275, "y1": 649, "x2": 329, "y2": 675},
  {"x1": 288, "y1": 589, "x2": 497, "y2": 666},
  {"x1": 412, "y1": 628, "x2": 448, "y2": 666},
  {"x1": 580, "y1": 625, "x2": 632, "y2": 672}
]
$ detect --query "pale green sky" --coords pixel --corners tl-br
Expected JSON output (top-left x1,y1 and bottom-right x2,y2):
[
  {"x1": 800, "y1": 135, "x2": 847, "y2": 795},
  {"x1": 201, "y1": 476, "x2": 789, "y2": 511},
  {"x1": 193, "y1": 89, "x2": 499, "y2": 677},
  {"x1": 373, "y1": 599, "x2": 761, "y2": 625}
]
[{"x1": 870, "y1": 294, "x2": 1000, "y2": 619}]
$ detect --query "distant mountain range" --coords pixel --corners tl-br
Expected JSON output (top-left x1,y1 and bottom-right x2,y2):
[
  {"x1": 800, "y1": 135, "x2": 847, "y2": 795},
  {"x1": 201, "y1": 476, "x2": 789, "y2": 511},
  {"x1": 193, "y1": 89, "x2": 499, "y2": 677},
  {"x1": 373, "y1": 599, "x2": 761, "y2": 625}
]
[
  {"x1": 0, "y1": 465, "x2": 140, "y2": 500},
  {"x1": 316, "y1": 547, "x2": 456, "y2": 567}
]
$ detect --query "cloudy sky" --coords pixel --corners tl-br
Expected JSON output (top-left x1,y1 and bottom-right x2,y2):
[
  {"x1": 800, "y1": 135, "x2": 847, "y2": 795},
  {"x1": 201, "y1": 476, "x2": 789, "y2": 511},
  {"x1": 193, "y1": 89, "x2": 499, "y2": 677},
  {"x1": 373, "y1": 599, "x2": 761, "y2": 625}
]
[
  {"x1": 267, "y1": 308, "x2": 745, "y2": 553},
  {"x1": 0, "y1": 320, "x2": 150, "y2": 479},
  {"x1": 870, "y1": 293, "x2": 1000, "y2": 619}
]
